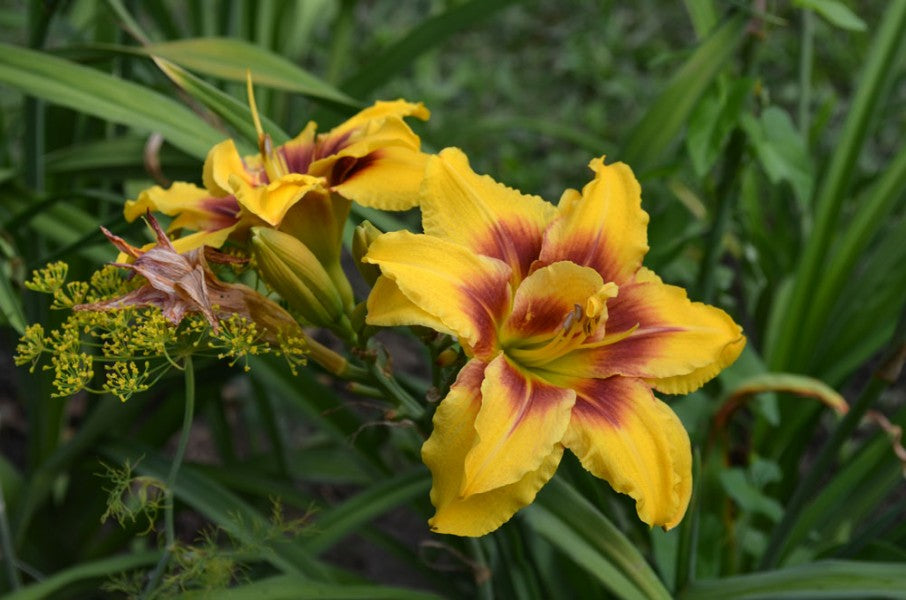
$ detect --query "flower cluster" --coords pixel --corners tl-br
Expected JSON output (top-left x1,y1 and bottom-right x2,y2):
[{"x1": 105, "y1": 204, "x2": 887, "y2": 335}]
[
  {"x1": 17, "y1": 96, "x2": 744, "y2": 538},
  {"x1": 16, "y1": 226, "x2": 309, "y2": 401}
]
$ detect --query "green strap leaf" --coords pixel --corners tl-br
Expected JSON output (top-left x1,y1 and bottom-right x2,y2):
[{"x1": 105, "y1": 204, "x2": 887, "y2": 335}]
[
  {"x1": 526, "y1": 477, "x2": 672, "y2": 600},
  {"x1": 768, "y1": 0, "x2": 906, "y2": 371},
  {"x1": 620, "y1": 15, "x2": 747, "y2": 172},
  {"x1": 682, "y1": 560, "x2": 906, "y2": 599},
  {"x1": 795, "y1": 0, "x2": 868, "y2": 31},
  {"x1": 138, "y1": 37, "x2": 359, "y2": 108},
  {"x1": 0, "y1": 42, "x2": 224, "y2": 159},
  {"x1": 302, "y1": 469, "x2": 429, "y2": 555},
  {"x1": 175, "y1": 575, "x2": 444, "y2": 600},
  {"x1": 4, "y1": 551, "x2": 161, "y2": 600}
]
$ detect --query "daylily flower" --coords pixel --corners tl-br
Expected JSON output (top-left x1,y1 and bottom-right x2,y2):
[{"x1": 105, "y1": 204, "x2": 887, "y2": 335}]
[
  {"x1": 123, "y1": 99, "x2": 431, "y2": 287},
  {"x1": 364, "y1": 148, "x2": 745, "y2": 536}
]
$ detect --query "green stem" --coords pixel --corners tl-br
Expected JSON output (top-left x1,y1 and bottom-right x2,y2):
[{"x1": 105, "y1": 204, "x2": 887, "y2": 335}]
[
  {"x1": 0, "y1": 479, "x2": 21, "y2": 589},
  {"x1": 140, "y1": 356, "x2": 196, "y2": 598},
  {"x1": 368, "y1": 360, "x2": 426, "y2": 421},
  {"x1": 760, "y1": 308, "x2": 906, "y2": 568},
  {"x1": 362, "y1": 341, "x2": 426, "y2": 420}
]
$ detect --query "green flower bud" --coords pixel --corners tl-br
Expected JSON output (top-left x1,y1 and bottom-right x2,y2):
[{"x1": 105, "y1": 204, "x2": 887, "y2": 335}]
[
  {"x1": 352, "y1": 220, "x2": 383, "y2": 287},
  {"x1": 250, "y1": 227, "x2": 344, "y2": 329}
]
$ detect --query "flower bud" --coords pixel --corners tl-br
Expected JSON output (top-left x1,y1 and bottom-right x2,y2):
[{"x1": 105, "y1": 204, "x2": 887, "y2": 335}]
[
  {"x1": 352, "y1": 221, "x2": 383, "y2": 287},
  {"x1": 250, "y1": 227, "x2": 345, "y2": 329}
]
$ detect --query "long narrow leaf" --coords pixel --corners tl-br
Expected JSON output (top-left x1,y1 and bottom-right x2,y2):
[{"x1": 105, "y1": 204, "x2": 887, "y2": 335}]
[
  {"x1": 682, "y1": 560, "x2": 906, "y2": 599},
  {"x1": 0, "y1": 42, "x2": 224, "y2": 159},
  {"x1": 620, "y1": 15, "x2": 747, "y2": 171},
  {"x1": 302, "y1": 470, "x2": 429, "y2": 555},
  {"x1": 4, "y1": 551, "x2": 161, "y2": 600},
  {"x1": 176, "y1": 575, "x2": 443, "y2": 600},
  {"x1": 138, "y1": 37, "x2": 358, "y2": 108},
  {"x1": 768, "y1": 1, "x2": 906, "y2": 371},
  {"x1": 527, "y1": 478, "x2": 672, "y2": 600}
]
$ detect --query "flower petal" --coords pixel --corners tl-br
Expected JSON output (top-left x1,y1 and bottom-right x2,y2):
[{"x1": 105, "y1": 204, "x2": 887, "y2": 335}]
[
  {"x1": 124, "y1": 183, "x2": 240, "y2": 233},
  {"x1": 366, "y1": 275, "x2": 457, "y2": 337},
  {"x1": 548, "y1": 268, "x2": 745, "y2": 394},
  {"x1": 539, "y1": 157, "x2": 648, "y2": 285},
  {"x1": 328, "y1": 145, "x2": 429, "y2": 210},
  {"x1": 423, "y1": 360, "x2": 564, "y2": 536},
  {"x1": 421, "y1": 148, "x2": 556, "y2": 283},
  {"x1": 230, "y1": 173, "x2": 327, "y2": 227},
  {"x1": 202, "y1": 139, "x2": 267, "y2": 197},
  {"x1": 310, "y1": 113, "x2": 429, "y2": 210},
  {"x1": 461, "y1": 354, "x2": 575, "y2": 495},
  {"x1": 327, "y1": 99, "x2": 429, "y2": 138},
  {"x1": 364, "y1": 231, "x2": 511, "y2": 359},
  {"x1": 562, "y1": 376, "x2": 692, "y2": 529}
]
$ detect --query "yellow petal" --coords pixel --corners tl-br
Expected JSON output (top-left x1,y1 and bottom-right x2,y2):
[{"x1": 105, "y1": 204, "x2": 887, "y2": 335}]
[
  {"x1": 202, "y1": 139, "x2": 266, "y2": 197},
  {"x1": 562, "y1": 376, "x2": 692, "y2": 529},
  {"x1": 547, "y1": 267, "x2": 745, "y2": 394},
  {"x1": 364, "y1": 231, "x2": 511, "y2": 359},
  {"x1": 423, "y1": 360, "x2": 564, "y2": 536},
  {"x1": 461, "y1": 354, "x2": 575, "y2": 495},
  {"x1": 422, "y1": 148, "x2": 556, "y2": 283},
  {"x1": 539, "y1": 157, "x2": 649, "y2": 285},
  {"x1": 308, "y1": 113, "x2": 429, "y2": 210},
  {"x1": 328, "y1": 99, "x2": 429, "y2": 138},
  {"x1": 366, "y1": 275, "x2": 457, "y2": 337},
  {"x1": 231, "y1": 173, "x2": 327, "y2": 228},
  {"x1": 124, "y1": 183, "x2": 240, "y2": 233},
  {"x1": 329, "y1": 145, "x2": 429, "y2": 210},
  {"x1": 168, "y1": 226, "x2": 237, "y2": 253}
]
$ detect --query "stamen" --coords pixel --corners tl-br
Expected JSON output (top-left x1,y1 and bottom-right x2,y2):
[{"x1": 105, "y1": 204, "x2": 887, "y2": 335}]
[{"x1": 505, "y1": 283, "x2": 621, "y2": 369}]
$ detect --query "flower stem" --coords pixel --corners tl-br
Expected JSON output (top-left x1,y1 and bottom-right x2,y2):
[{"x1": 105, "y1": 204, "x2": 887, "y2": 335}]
[
  {"x1": 367, "y1": 342, "x2": 426, "y2": 420},
  {"x1": 141, "y1": 355, "x2": 196, "y2": 598}
]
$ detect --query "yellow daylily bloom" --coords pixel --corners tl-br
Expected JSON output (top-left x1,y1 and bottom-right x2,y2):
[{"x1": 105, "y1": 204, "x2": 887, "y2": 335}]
[
  {"x1": 124, "y1": 99, "x2": 431, "y2": 258},
  {"x1": 365, "y1": 147, "x2": 745, "y2": 536}
]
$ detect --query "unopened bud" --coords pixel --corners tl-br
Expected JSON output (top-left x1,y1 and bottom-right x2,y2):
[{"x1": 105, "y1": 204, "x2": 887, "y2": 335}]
[
  {"x1": 436, "y1": 347, "x2": 460, "y2": 367},
  {"x1": 352, "y1": 221, "x2": 383, "y2": 287},
  {"x1": 250, "y1": 227, "x2": 344, "y2": 328}
]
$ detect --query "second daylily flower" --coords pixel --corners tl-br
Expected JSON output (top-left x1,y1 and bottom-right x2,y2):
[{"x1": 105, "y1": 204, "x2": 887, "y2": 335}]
[
  {"x1": 124, "y1": 98, "x2": 430, "y2": 320},
  {"x1": 364, "y1": 148, "x2": 746, "y2": 536},
  {"x1": 125, "y1": 99, "x2": 429, "y2": 274}
]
